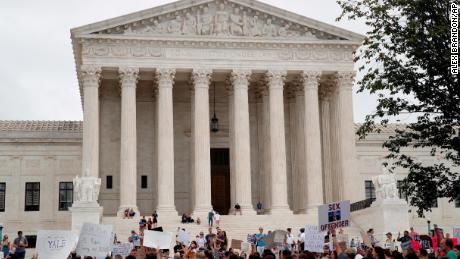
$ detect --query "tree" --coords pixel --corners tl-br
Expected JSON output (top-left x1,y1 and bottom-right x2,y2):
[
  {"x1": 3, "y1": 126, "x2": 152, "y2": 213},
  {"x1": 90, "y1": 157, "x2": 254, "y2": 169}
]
[{"x1": 337, "y1": 0, "x2": 459, "y2": 216}]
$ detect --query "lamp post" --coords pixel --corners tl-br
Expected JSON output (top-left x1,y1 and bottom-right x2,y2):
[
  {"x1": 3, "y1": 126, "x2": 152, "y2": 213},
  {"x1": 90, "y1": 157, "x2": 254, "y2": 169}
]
[
  {"x1": 210, "y1": 83, "x2": 219, "y2": 132},
  {"x1": 427, "y1": 219, "x2": 431, "y2": 236}
]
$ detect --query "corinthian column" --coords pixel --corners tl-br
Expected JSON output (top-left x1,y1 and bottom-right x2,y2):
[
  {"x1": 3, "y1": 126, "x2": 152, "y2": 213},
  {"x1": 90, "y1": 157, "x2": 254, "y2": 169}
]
[
  {"x1": 229, "y1": 69, "x2": 256, "y2": 214},
  {"x1": 118, "y1": 66, "x2": 139, "y2": 215},
  {"x1": 80, "y1": 65, "x2": 102, "y2": 178},
  {"x1": 265, "y1": 70, "x2": 291, "y2": 214},
  {"x1": 192, "y1": 69, "x2": 213, "y2": 214},
  {"x1": 299, "y1": 71, "x2": 324, "y2": 213},
  {"x1": 155, "y1": 68, "x2": 178, "y2": 215},
  {"x1": 336, "y1": 72, "x2": 359, "y2": 202},
  {"x1": 319, "y1": 82, "x2": 334, "y2": 203}
]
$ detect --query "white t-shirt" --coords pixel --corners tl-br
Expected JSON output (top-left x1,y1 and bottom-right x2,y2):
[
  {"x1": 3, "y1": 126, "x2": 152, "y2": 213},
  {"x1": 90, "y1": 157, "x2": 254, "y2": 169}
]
[
  {"x1": 300, "y1": 233, "x2": 305, "y2": 243},
  {"x1": 214, "y1": 214, "x2": 220, "y2": 221},
  {"x1": 196, "y1": 237, "x2": 206, "y2": 248},
  {"x1": 287, "y1": 234, "x2": 294, "y2": 245}
]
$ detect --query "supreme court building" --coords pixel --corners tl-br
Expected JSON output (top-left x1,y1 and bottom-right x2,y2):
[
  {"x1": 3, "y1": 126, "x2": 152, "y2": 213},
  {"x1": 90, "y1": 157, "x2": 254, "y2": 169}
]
[{"x1": 1, "y1": 0, "x2": 459, "y2": 236}]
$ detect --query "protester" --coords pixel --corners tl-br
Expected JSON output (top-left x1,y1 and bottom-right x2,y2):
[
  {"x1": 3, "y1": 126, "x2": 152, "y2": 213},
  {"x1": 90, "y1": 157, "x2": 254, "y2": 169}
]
[
  {"x1": 255, "y1": 227, "x2": 267, "y2": 254},
  {"x1": 13, "y1": 231, "x2": 28, "y2": 259},
  {"x1": 442, "y1": 238, "x2": 458, "y2": 259},
  {"x1": 409, "y1": 227, "x2": 419, "y2": 240},
  {"x1": 256, "y1": 201, "x2": 263, "y2": 214},
  {"x1": 214, "y1": 212, "x2": 221, "y2": 227},
  {"x1": 139, "y1": 216, "x2": 147, "y2": 232},
  {"x1": 2, "y1": 234, "x2": 11, "y2": 258},
  {"x1": 129, "y1": 230, "x2": 140, "y2": 248},
  {"x1": 367, "y1": 228, "x2": 378, "y2": 247},
  {"x1": 234, "y1": 203, "x2": 242, "y2": 215},
  {"x1": 208, "y1": 210, "x2": 215, "y2": 227},
  {"x1": 397, "y1": 231, "x2": 413, "y2": 250},
  {"x1": 147, "y1": 217, "x2": 153, "y2": 230},
  {"x1": 152, "y1": 210, "x2": 158, "y2": 227},
  {"x1": 196, "y1": 231, "x2": 206, "y2": 249},
  {"x1": 384, "y1": 232, "x2": 395, "y2": 251},
  {"x1": 298, "y1": 228, "x2": 305, "y2": 252}
]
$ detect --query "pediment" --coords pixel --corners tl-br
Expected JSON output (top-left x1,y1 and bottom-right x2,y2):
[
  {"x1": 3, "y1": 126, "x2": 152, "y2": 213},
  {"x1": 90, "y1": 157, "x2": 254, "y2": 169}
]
[{"x1": 71, "y1": 0, "x2": 364, "y2": 42}]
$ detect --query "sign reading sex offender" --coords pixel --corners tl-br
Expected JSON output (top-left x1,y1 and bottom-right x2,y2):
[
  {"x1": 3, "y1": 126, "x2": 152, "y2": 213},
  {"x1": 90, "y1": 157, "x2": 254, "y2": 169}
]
[{"x1": 318, "y1": 200, "x2": 351, "y2": 232}]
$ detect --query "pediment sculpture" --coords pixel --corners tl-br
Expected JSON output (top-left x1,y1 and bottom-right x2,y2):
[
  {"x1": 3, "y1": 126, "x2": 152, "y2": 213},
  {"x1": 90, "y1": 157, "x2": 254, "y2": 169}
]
[{"x1": 96, "y1": 1, "x2": 342, "y2": 40}]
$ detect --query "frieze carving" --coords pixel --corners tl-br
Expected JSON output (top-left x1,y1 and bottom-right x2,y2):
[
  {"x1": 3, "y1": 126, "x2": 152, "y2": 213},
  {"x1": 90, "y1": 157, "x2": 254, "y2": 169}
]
[
  {"x1": 81, "y1": 40, "x2": 354, "y2": 62},
  {"x1": 94, "y1": 1, "x2": 343, "y2": 41}
]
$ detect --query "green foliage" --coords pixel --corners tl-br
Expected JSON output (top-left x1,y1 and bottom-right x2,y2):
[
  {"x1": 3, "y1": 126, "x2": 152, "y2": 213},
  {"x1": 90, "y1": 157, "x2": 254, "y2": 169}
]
[{"x1": 337, "y1": 0, "x2": 459, "y2": 216}]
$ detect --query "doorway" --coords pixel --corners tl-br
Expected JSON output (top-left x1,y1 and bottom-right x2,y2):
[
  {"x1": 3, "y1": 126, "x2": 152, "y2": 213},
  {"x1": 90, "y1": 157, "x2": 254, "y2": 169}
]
[{"x1": 210, "y1": 148, "x2": 231, "y2": 215}]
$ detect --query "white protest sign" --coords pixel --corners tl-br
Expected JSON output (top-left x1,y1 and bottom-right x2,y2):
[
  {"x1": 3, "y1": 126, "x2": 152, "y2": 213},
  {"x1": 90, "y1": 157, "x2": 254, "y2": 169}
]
[
  {"x1": 112, "y1": 243, "x2": 133, "y2": 257},
  {"x1": 76, "y1": 223, "x2": 113, "y2": 257},
  {"x1": 36, "y1": 230, "x2": 77, "y2": 259},
  {"x1": 143, "y1": 230, "x2": 172, "y2": 249},
  {"x1": 241, "y1": 242, "x2": 250, "y2": 253},
  {"x1": 318, "y1": 200, "x2": 351, "y2": 232},
  {"x1": 304, "y1": 225, "x2": 325, "y2": 253},
  {"x1": 177, "y1": 230, "x2": 190, "y2": 245}
]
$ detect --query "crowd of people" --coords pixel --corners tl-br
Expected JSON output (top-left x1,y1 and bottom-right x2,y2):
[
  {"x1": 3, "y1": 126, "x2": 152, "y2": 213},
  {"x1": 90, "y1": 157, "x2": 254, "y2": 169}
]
[{"x1": 1, "y1": 221, "x2": 459, "y2": 259}]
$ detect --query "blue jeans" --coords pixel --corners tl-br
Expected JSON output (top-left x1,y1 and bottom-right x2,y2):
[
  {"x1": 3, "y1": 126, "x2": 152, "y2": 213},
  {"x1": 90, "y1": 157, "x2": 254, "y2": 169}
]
[
  {"x1": 208, "y1": 218, "x2": 213, "y2": 226},
  {"x1": 15, "y1": 250, "x2": 26, "y2": 259}
]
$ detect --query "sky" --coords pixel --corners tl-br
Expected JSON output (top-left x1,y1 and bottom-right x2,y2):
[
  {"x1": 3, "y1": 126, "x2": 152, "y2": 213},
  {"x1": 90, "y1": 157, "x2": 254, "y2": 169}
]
[{"x1": 0, "y1": 0, "x2": 381, "y2": 122}]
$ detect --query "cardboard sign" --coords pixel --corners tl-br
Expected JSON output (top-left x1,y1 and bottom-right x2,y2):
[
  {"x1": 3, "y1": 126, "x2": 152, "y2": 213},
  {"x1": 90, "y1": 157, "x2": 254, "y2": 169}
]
[
  {"x1": 304, "y1": 225, "x2": 325, "y2": 253},
  {"x1": 318, "y1": 200, "x2": 351, "y2": 232},
  {"x1": 177, "y1": 230, "x2": 190, "y2": 245},
  {"x1": 231, "y1": 239, "x2": 243, "y2": 249},
  {"x1": 112, "y1": 243, "x2": 133, "y2": 257},
  {"x1": 76, "y1": 223, "x2": 113, "y2": 257},
  {"x1": 36, "y1": 230, "x2": 77, "y2": 259},
  {"x1": 143, "y1": 230, "x2": 172, "y2": 249}
]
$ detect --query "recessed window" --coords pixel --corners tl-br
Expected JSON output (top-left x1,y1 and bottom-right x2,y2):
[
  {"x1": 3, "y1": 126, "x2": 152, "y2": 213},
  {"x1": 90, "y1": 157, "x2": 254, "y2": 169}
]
[
  {"x1": 430, "y1": 198, "x2": 438, "y2": 208},
  {"x1": 455, "y1": 197, "x2": 460, "y2": 208},
  {"x1": 25, "y1": 182, "x2": 40, "y2": 211},
  {"x1": 58, "y1": 182, "x2": 73, "y2": 211},
  {"x1": 365, "y1": 180, "x2": 376, "y2": 200},
  {"x1": 0, "y1": 183, "x2": 5, "y2": 212},
  {"x1": 397, "y1": 180, "x2": 408, "y2": 200},
  {"x1": 141, "y1": 175, "x2": 148, "y2": 189},
  {"x1": 106, "y1": 175, "x2": 113, "y2": 189}
]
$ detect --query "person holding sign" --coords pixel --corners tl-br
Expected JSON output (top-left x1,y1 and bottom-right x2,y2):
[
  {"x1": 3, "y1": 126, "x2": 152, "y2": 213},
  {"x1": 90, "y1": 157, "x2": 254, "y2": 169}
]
[
  {"x1": 255, "y1": 227, "x2": 267, "y2": 254},
  {"x1": 13, "y1": 231, "x2": 28, "y2": 259}
]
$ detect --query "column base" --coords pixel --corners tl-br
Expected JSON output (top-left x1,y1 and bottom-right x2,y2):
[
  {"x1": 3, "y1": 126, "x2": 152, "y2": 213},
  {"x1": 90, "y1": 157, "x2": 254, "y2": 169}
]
[
  {"x1": 228, "y1": 205, "x2": 257, "y2": 215},
  {"x1": 295, "y1": 204, "x2": 321, "y2": 215},
  {"x1": 156, "y1": 206, "x2": 179, "y2": 217},
  {"x1": 70, "y1": 202, "x2": 103, "y2": 234},
  {"x1": 266, "y1": 205, "x2": 293, "y2": 215},
  {"x1": 117, "y1": 205, "x2": 140, "y2": 218}
]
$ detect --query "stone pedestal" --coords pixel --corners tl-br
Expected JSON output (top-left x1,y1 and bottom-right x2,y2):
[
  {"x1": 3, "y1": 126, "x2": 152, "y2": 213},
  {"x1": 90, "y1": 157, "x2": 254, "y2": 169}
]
[
  {"x1": 70, "y1": 202, "x2": 103, "y2": 234},
  {"x1": 352, "y1": 199, "x2": 410, "y2": 241}
]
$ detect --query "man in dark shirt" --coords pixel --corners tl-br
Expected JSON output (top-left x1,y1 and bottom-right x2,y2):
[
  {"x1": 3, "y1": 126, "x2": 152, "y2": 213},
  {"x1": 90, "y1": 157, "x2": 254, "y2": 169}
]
[
  {"x1": 397, "y1": 231, "x2": 413, "y2": 250},
  {"x1": 13, "y1": 231, "x2": 28, "y2": 259},
  {"x1": 208, "y1": 210, "x2": 215, "y2": 226}
]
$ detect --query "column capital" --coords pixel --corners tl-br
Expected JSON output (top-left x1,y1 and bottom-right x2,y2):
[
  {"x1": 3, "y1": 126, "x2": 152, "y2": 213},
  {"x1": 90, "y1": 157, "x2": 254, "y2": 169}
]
[
  {"x1": 265, "y1": 70, "x2": 287, "y2": 90},
  {"x1": 300, "y1": 71, "x2": 321, "y2": 90},
  {"x1": 118, "y1": 66, "x2": 139, "y2": 87},
  {"x1": 191, "y1": 69, "x2": 212, "y2": 87},
  {"x1": 80, "y1": 65, "x2": 102, "y2": 87},
  {"x1": 336, "y1": 71, "x2": 356, "y2": 90},
  {"x1": 155, "y1": 68, "x2": 176, "y2": 89},
  {"x1": 230, "y1": 69, "x2": 252, "y2": 90}
]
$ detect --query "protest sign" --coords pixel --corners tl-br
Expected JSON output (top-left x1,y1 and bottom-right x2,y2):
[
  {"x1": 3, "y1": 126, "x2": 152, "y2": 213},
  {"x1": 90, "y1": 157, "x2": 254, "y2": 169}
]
[
  {"x1": 241, "y1": 242, "x2": 250, "y2": 253},
  {"x1": 265, "y1": 230, "x2": 287, "y2": 248},
  {"x1": 318, "y1": 200, "x2": 351, "y2": 232},
  {"x1": 112, "y1": 243, "x2": 133, "y2": 257},
  {"x1": 36, "y1": 230, "x2": 77, "y2": 259},
  {"x1": 76, "y1": 223, "x2": 113, "y2": 257},
  {"x1": 231, "y1": 239, "x2": 243, "y2": 249},
  {"x1": 143, "y1": 230, "x2": 172, "y2": 249},
  {"x1": 304, "y1": 225, "x2": 325, "y2": 253},
  {"x1": 177, "y1": 229, "x2": 190, "y2": 245}
]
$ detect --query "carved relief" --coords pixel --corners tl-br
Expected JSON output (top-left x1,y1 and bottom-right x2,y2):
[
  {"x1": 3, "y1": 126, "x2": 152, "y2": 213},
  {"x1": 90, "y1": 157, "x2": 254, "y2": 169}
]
[{"x1": 94, "y1": 1, "x2": 344, "y2": 40}]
